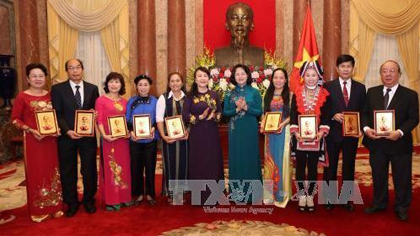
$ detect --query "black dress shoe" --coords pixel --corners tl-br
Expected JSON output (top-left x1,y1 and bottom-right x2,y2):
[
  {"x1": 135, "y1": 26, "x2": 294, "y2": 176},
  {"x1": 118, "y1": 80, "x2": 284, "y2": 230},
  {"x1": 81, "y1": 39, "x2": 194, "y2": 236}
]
[
  {"x1": 343, "y1": 202, "x2": 355, "y2": 212},
  {"x1": 324, "y1": 203, "x2": 334, "y2": 210},
  {"x1": 65, "y1": 205, "x2": 79, "y2": 218},
  {"x1": 395, "y1": 210, "x2": 408, "y2": 222},
  {"x1": 84, "y1": 203, "x2": 97, "y2": 214},
  {"x1": 364, "y1": 205, "x2": 386, "y2": 214}
]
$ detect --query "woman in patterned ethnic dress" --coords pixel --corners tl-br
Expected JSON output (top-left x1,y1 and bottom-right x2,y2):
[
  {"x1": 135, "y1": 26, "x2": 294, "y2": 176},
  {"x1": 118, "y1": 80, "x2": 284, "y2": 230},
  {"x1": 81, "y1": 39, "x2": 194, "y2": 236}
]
[
  {"x1": 182, "y1": 67, "x2": 224, "y2": 205},
  {"x1": 95, "y1": 72, "x2": 131, "y2": 211},
  {"x1": 126, "y1": 75, "x2": 160, "y2": 205},
  {"x1": 156, "y1": 72, "x2": 189, "y2": 204},
  {"x1": 261, "y1": 68, "x2": 292, "y2": 208},
  {"x1": 290, "y1": 60, "x2": 330, "y2": 212},
  {"x1": 11, "y1": 63, "x2": 63, "y2": 222}
]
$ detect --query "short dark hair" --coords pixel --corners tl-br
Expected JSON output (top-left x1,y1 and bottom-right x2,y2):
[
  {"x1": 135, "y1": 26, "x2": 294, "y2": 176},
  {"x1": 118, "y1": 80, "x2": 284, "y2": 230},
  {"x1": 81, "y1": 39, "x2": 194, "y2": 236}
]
[
  {"x1": 230, "y1": 64, "x2": 252, "y2": 86},
  {"x1": 134, "y1": 74, "x2": 153, "y2": 85},
  {"x1": 226, "y1": 3, "x2": 254, "y2": 21},
  {"x1": 193, "y1": 66, "x2": 210, "y2": 79},
  {"x1": 104, "y1": 72, "x2": 126, "y2": 95},
  {"x1": 166, "y1": 72, "x2": 186, "y2": 94},
  {"x1": 336, "y1": 54, "x2": 355, "y2": 67},
  {"x1": 26, "y1": 63, "x2": 48, "y2": 77},
  {"x1": 65, "y1": 58, "x2": 84, "y2": 71}
]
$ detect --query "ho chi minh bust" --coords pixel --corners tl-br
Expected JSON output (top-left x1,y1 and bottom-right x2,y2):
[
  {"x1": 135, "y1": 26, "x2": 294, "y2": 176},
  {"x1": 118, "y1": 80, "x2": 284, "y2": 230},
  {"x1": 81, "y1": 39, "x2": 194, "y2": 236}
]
[{"x1": 214, "y1": 2, "x2": 264, "y2": 67}]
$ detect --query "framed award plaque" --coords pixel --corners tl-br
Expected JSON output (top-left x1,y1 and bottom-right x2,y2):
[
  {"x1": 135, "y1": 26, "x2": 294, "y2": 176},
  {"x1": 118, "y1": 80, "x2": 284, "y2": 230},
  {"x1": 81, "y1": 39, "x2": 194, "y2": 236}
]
[
  {"x1": 298, "y1": 114, "x2": 318, "y2": 140},
  {"x1": 133, "y1": 114, "x2": 152, "y2": 139},
  {"x1": 342, "y1": 112, "x2": 360, "y2": 137},
  {"x1": 108, "y1": 115, "x2": 128, "y2": 138},
  {"x1": 74, "y1": 110, "x2": 95, "y2": 137},
  {"x1": 262, "y1": 112, "x2": 282, "y2": 133},
  {"x1": 35, "y1": 110, "x2": 59, "y2": 136},
  {"x1": 165, "y1": 115, "x2": 186, "y2": 140},
  {"x1": 374, "y1": 110, "x2": 395, "y2": 136}
]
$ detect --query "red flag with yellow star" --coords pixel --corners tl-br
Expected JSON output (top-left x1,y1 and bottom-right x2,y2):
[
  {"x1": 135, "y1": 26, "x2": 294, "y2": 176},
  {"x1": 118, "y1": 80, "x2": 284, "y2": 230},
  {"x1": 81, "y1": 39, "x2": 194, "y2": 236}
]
[{"x1": 290, "y1": 6, "x2": 321, "y2": 92}]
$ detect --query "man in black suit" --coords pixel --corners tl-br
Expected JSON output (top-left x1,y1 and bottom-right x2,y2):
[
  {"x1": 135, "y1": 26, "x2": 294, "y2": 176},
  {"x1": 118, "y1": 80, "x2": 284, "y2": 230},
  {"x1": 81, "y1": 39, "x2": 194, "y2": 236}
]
[
  {"x1": 323, "y1": 55, "x2": 366, "y2": 211},
  {"x1": 362, "y1": 60, "x2": 419, "y2": 221},
  {"x1": 51, "y1": 58, "x2": 99, "y2": 217}
]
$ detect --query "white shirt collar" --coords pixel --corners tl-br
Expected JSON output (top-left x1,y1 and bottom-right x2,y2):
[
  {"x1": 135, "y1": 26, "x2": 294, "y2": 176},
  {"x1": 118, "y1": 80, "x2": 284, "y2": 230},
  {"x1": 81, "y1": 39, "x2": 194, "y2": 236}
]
[
  {"x1": 168, "y1": 91, "x2": 185, "y2": 101},
  {"x1": 339, "y1": 77, "x2": 352, "y2": 86},
  {"x1": 69, "y1": 79, "x2": 84, "y2": 89},
  {"x1": 383, "y1": 83, "x2": 399, "y2": 93}
]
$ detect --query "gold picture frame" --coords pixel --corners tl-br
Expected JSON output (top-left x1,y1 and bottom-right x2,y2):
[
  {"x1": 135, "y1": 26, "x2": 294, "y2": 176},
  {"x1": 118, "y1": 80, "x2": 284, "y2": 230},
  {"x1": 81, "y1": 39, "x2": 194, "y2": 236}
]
[
  {"x1": 35, "y1": 110, "x2": 59, "y2": 136},
  {"x1": 374, "y1": 110, "x2": 395, "y2": 136},
  {"x1": 107, "y1": 115, "x2": 128, "y2": 138},
  {"x1": 165, "y1": 115, "x2": 186, "y2": 140},
  {"x1": 342, "y1": 112, "x2": 360, "y2": 137},
  {"x1": 262, "y1": 111, "x2": 282, "y2": 133},
  {"x1": 74, "y1": 110, "x2": 95, "y2": 137},
  {"x1": 298, "y1": 114, "x2": 318, "y2": 140},
  {"x1": 133, "y1": 114, "x2": 152, "y2": 138}
]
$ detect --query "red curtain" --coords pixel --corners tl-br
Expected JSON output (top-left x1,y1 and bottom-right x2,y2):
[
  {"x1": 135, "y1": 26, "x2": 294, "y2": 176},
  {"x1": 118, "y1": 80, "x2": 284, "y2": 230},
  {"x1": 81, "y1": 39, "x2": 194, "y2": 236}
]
[{"x1": 203, "y1": 0, "x2": 276, "y2": 52}]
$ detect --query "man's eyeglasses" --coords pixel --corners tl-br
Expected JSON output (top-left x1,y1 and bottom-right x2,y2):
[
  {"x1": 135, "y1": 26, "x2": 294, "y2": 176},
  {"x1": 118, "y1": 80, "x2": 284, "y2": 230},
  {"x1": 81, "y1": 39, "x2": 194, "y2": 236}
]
[
  {"x1": 68, "y1": 65, "x2": 82, "y2": 71},
  {"x1": 381, "y1": 69, "x2": 398, "y2": 74}
]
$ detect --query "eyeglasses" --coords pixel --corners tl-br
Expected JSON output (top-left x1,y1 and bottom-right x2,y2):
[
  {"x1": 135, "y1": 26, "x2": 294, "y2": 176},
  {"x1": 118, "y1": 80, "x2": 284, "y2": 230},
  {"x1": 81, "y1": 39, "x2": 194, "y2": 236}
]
[
  {"x1": 68, "y1": 65, "x2": 82, "y2": 71},
  {"x1": 381, "y1": 69, "x2": 398, "y2": 74}
]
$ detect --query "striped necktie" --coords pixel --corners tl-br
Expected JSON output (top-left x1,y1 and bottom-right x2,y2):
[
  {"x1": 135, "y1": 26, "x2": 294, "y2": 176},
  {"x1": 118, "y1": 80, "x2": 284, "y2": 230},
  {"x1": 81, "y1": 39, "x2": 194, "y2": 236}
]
[
  {"x1": 75, "y1": 85, "x2": 82, "y2": 108},
  {"x1": 383, "y1": 88, "x2": 391, "y2": 109}
]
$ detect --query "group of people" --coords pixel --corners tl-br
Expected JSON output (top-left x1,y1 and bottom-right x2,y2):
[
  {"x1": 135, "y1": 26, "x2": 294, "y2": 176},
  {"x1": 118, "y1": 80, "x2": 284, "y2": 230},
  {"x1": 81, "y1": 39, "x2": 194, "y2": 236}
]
[{"x1": 10, "y1": 54, "x2": 418, "y2": 223}]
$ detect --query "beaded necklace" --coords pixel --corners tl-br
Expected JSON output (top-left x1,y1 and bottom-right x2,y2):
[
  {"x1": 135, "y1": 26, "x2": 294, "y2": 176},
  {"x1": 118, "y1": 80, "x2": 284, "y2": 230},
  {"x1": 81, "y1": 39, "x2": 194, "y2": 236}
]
[{"x1": 302, "y1": 87, "x2": 319, "y2": 112}]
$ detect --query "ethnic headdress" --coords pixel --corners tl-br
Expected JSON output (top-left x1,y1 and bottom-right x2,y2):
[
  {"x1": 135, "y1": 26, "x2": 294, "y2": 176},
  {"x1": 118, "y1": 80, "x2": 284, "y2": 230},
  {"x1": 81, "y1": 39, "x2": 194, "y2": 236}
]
[{"x1": 299, "y1": 60, "x2": 324, "y2": 86}]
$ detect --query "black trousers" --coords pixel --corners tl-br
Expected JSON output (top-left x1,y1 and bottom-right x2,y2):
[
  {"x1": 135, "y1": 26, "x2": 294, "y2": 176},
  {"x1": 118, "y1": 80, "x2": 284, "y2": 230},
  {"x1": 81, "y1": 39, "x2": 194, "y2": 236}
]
[
  {"x1": 57, "y1": 136, "x2": 97, "y2": 207},
  {"x1": 369, "y1": 149, "x2": 412, "y2": 212},
  {"x1": 324, "y1": 138, "x2": 358, "y2": 182},
  {"x1": 130, "y1": 140, "x2": 157, "y2": 198},
  {"x1": 295, "y1": 150, "x2": 319, "y2": 195}
]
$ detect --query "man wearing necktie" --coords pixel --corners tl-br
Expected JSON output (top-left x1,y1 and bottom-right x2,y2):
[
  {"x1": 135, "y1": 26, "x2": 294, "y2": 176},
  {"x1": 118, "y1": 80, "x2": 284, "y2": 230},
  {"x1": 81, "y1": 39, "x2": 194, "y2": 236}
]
[
  {"x1": 362, "y1": 60, "x2": 419, "y2": 221},
  {"x1": 322, "y1": 55, "x2": 366, "y2": 211},
  {"x1": 51, "y1": 58, "x2": 99, "y2": 217}
]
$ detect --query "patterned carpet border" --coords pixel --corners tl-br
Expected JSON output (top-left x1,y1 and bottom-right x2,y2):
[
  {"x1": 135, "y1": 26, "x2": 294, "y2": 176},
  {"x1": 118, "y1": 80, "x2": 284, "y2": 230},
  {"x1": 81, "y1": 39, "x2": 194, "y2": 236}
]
[{"x1": 161, "y1": 220, "x2": 326, "y2": 236}]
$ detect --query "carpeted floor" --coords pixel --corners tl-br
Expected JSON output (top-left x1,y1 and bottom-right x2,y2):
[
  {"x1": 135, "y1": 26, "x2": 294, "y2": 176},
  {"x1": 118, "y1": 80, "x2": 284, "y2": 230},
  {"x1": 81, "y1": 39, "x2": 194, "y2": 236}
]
[{"x1": 0, "y1": 154, "x2": 419, "y2": 236}]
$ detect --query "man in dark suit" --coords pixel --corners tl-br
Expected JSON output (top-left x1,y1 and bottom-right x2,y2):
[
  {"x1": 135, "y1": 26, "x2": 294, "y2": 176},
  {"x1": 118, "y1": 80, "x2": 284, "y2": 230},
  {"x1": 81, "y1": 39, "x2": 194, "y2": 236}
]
[
  {"x1": 51, "y1": 58, "x2": 99, "y2": 217},
  {"x1": 362, "y1": 60, "x2": 419, "y2": 221},
  {"x1": 323, "y1": 55, "x2": 366, "y2": 211}
]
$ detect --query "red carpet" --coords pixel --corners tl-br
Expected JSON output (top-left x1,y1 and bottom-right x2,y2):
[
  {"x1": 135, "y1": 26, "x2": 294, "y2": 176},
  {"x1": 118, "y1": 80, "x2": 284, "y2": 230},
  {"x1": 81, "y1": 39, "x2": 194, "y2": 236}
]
[
  {"x1": 1, "y1": 151, "x2": 420, "y2": 235},
  {"x1": 1, "y1": 174, "x2": 420, "y2": 236}
]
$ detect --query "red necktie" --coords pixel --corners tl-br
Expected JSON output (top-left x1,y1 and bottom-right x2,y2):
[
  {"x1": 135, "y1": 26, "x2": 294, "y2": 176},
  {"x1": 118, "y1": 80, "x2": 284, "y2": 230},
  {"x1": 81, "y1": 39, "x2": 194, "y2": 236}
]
[{"x1": 343, "y1": 81, "x2": 349, "y2": 107}]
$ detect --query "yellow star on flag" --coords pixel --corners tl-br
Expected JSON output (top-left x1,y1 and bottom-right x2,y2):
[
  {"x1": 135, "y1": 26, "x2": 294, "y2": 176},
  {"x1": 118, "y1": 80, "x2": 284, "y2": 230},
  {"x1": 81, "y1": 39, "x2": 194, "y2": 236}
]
[{"x1": 294, "y1": 48, "x2": 319, "y2": 69}]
